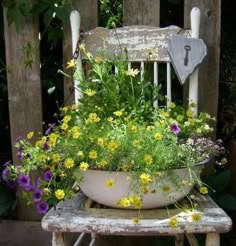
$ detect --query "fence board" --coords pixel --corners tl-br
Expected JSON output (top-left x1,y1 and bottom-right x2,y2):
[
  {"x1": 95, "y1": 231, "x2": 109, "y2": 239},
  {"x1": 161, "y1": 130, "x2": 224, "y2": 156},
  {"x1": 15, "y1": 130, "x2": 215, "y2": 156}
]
[
  {"x1": 63, "y1": 0, "x2": 98, "y2": 105},
  {"x1": 184, "y1": 0, "x2": 221, "y2": 136},
  {"x1": 3, "y1": 6, "x2": 42, "y2": 220},
  {"x1": 123, "y1": 0, "x2": 160, "y2": 26}
]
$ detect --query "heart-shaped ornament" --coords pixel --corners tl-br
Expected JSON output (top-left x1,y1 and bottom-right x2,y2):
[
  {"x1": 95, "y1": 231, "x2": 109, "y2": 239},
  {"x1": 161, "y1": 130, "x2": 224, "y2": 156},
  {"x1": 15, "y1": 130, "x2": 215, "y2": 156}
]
[{"x1": 167, "y1": 35, "x2": 207, "y2": 85}]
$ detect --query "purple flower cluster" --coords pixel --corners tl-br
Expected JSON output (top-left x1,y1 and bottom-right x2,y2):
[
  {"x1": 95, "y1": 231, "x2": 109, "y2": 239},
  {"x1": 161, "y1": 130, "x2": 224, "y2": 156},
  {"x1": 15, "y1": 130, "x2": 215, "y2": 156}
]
[
  {"x1": 1, "y1": 160, "x2": 52, "y2": 215},
  {"x1": 1, "y1": 161, "x2": 16, "y2": 189},
  {"x1": 17, "y1": 174, "x2": 31, "y2": 187},
  {"x1": 36, "y1": 201, "x2": 49, "y2": 214},
  {"x1": 170, "y1": 122, "x2": 181, "y2": 135},
  {"x1": 16, "y1": 173, "x2": 50, "y2": 214},
  {"x1": 44, "y1": 170, "x2": 53, "y2": 182}
]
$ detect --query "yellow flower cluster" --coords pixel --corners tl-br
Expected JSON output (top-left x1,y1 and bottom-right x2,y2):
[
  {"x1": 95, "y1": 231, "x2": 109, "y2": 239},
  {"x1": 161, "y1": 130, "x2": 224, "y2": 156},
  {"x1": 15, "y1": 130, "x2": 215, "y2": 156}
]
[
  {"x1": 116, "y1": 194, "x2": 143, "y2": 209},
  {"x1": 86, "y1": 113, "x2": 101, "y2": 124}
]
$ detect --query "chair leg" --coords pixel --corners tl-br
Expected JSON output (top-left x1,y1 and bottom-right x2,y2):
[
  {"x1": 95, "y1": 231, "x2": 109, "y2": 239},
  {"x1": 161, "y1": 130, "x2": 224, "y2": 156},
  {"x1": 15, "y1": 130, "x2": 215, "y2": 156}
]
[
  {"x1": 89, "y1": 233, "x2": 97, "y2": 246},
  {"x1": 175, "y1": 234, "x2": 184, "y2": 246},
  {"x1": 52, "y1": 232, "x2": 65, "y2": 246},
  {"x1": 205, "y1": 233, "x2": 220, "y2": 246}
]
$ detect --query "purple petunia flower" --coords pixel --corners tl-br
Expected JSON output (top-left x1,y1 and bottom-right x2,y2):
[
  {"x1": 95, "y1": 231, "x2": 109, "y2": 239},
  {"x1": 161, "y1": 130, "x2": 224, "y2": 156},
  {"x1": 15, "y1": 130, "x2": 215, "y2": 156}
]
[
  {"x1": 32, "y1": 189, "x2": 43, "y2": 202},
  {"x1": 6, "y1": 179, "x2": 16, "y2": 189},
  {"x1": 43, "y1": 142, "x2": 49, "y2": 150},
  {"x1": 36, "y1": 201, "x2": 49, "y2": 214},
  {"x1": 3, "y1": 160, "x2": 11, "y2": 166},
  {"x1": 17, "y1": 174, "x2": 31, "y2": 187},
  {"x1": 24, "y1": 184, "x2": 34, "y2": 191},
  {"x1": 170, "y1": 122, "x2": 181, "y2": 135},
  {"x1": 43, "y1": 170, "x2": 53, "y2": 182},
  {"x1": 17, "y1": 145, "x2": 24, "y2": 152},
  {"x1": 15, "y1": 136, "x2": 22, "y2": 142},
  {"x1": 45, "y1": 123, "x2": 56, "y2": 135},
  {"x1": 17, "y1": 153, "x2": 23, "y2": 160},
  {"x1": 2, "y1": 167, "x2": 9, "y2": 179}
]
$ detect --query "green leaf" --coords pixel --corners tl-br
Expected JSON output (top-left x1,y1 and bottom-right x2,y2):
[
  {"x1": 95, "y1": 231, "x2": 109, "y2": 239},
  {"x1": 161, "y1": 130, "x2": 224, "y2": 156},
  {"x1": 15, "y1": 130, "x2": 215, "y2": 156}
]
[
  {"x1": 3, "y1": 0, "x2": 30, "y2": 32},
  {"x1": 217, "y1": 194, "x2": 236, "y2": 210},
  {"x1": 55, "y1": 6, "x2": 69, "y2": 23},
  {"x1": 205, "y1": 169, "x2": 231, "y2": 193},
  {"x1": 6, "y1": 3, "x2": 22, "y2": 32},
  {"x1": 30, "y1": 1, "x2": 51, "y2": 15},
  {"x1": 0, "y1": 186, "x2": 16, "y2": 215},
  {"x1": 43, "y1": 8, "x2": 54, "y2": 27}
]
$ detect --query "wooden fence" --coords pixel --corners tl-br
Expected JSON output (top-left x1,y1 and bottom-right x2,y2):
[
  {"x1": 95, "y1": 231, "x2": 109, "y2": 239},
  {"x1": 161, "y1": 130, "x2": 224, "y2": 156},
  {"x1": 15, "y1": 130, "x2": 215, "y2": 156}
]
[{"x1": 3, "y1": 0, "x2": 221, "y2": 221}]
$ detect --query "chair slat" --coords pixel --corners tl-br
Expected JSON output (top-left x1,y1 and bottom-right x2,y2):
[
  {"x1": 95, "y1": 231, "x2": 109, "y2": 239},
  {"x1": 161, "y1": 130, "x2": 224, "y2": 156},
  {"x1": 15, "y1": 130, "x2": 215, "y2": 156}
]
[
  {"x1": 81, "y1": 26, "x2": 190, "y2": 62},
  {"x1": 140, "y1": 62, "x2": 144, "y2": 81},
  {"x1": 153, "y1": 61, "x2": 158, "y2": 108},
  {"x1": 166, "y1": 62, "x2": 172, "y2": 105}
]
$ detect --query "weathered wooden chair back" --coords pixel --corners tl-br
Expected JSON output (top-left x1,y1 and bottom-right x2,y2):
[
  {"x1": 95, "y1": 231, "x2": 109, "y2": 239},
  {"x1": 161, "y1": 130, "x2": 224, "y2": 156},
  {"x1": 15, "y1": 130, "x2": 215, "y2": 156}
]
[{"x1": 70, "y1": 8, "x2": 203, "y2": 114}]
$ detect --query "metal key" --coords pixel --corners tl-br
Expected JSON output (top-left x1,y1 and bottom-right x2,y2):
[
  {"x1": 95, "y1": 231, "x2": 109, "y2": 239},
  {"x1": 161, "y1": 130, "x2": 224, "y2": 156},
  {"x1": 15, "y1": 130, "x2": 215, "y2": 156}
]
[{"x1": 184, "y1": 45, "x2": 191, "y2": 66}]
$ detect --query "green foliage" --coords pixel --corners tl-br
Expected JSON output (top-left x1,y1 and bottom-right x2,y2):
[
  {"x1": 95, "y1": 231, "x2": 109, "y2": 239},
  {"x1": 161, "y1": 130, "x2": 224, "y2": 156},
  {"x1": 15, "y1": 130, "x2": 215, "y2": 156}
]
[
  {"x1": 205, "y1": 168, "x2": 236, "y2": 210},
  {"x1": 99, "y1": 0, "x2": 123, "y2": 28},
  {"x1": 22, "y1": 42, "x2": 35, "y2": 69},
  {"x1": 0, "y1": 186, "x2": 16, "y2": 216},
  {"x1": 3, "y1": 0, "x2": 70, "y2": 33},
  {"x1": 76, "y1": 46, "x2": 160, "y2": 121},
  {"x1": 2, "y1": 0, "x2": 31, "y2": 32}
]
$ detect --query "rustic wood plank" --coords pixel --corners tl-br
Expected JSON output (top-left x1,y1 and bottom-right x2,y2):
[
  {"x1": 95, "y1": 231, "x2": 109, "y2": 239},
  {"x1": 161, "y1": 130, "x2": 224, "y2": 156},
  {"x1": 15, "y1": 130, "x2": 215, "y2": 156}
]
[
  {"x1": 123, "y1": 0, "x2": 160, "y2": 26},
  {"x1": 0, "y1": 220, "x2": 51, "y2": 246},
  {"x1": 81, "y1": 26, "x2": 190, "y2": 62},
  {"x1": 184, "y1": 0, "x2": 221, "y2": 137},
  {"x1": 41, "y1": 190, "x2": 232, "y2": 235},
  {"x1": 3, "y1": 4, "x2": 43, "y2": 221},
  {"x1": 63, "y1": 0, "x2": 98, "y2": 105}
]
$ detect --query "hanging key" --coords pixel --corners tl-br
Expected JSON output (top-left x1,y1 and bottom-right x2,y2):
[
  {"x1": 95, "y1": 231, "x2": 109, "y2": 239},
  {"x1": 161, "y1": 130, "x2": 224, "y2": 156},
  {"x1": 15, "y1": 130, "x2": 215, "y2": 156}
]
[{"x1": 184, "y1": 45, "x2": 191, "y2": 66}]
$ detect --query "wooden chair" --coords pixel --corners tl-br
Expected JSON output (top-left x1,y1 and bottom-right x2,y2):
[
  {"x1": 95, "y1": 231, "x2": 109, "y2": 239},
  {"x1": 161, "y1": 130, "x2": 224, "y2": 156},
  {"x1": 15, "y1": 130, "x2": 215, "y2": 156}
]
[
  {"x1": 70, "y1": 7, "x2": 203, "y2": 115},
  {"x1": 41, "y1": 8, "x2": 232, "y2": 246}
]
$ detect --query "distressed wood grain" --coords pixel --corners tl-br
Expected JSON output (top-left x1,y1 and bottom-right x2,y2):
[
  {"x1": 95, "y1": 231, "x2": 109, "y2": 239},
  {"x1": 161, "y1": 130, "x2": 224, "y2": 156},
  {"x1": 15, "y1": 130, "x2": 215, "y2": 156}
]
[
  {"x1": 184, "y1": 0, "x2": 221, "y2": 138},
  {"x1": 63, "y1": 0, "x2": 98, "y2": 105},
  {"x1": 3, "y1": 3, "x2": 43, "y2": 221},
  {"x1": 123, "y1": 0, "x2": 160, "y2": 26},
  {"x1": 42, "y1": 190, "x2": 232, "y2": 236},
  {"x1": 80, "y1": 26, "x2": 190, "y2": 62}
]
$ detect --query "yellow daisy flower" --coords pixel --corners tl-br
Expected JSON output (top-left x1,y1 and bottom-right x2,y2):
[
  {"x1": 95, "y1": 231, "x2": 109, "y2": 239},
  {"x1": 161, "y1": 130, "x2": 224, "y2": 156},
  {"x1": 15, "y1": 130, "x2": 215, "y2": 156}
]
[
  {"x1": 84, "y1": 89, "x2": 96, "y2": 96},
  {"x1": 113, "y1": 110, "x2": 123, "y2": 116},
  {"x1": 169, "y1": 217, "x2": 178, "y2": 227},
  {"x1": 106, "y1": 178, "x2": 115, "y2": 189},
  {"x1": 140, "y1": 173, "x2": 151, "y2": 184},
  {"x1": 79, "y1": 162, "x2": 89, "y2": 171},
  {"x1": 52, "y1": 154, "x2": 61, "y2": 162},
  {"x1": 154, "y1": 132, "x2": 163, "y2": 140},
  {"x1": 199, "y1": 186, "x2": 208, "y2": 195},
  {"x1": 192, "y1": 212, "x2": 201, "y2": 222},
  {"x1": 55, "y1": 189, "x2": 65, "y2": 200},
  {"x1": 107, "y1": 140, "x2": 119, "y2": 151},
  {"x1": 64, "y1": 158, "x2": 74, "y2": 169},
  {"x1": 144, "y1": 155, "x2": 153, "y2": 165},
  {"x1": 133, "y1": 217, "x2": 140, "y2": 224},
  {"x1": 27, "y1": 131, "x2": 34, "y2": 139},
  {"x1": 89, "y1": 150, "x2": 97, "y2": 159},
  {"x1": 66, "y1": 59, "x2": 77, "y2": 69}
]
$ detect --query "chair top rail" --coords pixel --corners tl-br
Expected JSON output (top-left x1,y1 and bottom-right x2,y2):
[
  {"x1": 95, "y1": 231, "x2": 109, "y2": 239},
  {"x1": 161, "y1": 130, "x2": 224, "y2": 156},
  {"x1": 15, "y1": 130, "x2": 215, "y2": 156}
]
[{"x1": 80, "y1": 25, "x2": 191, "y2": 62}]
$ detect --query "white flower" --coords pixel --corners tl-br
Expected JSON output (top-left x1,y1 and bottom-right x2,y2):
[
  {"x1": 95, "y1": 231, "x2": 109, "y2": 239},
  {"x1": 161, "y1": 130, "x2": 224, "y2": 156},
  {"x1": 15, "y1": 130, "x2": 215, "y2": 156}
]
[{"x1": 125, "y1": 68, "x2": 139, "y2": 77}]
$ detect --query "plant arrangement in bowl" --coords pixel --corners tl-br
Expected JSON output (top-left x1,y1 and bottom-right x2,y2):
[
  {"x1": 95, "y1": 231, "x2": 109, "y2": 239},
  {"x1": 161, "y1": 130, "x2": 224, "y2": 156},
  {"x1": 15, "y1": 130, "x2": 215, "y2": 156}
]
[{"x1": 3, "y1": 46, "x2": 224, "y2": 225}]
